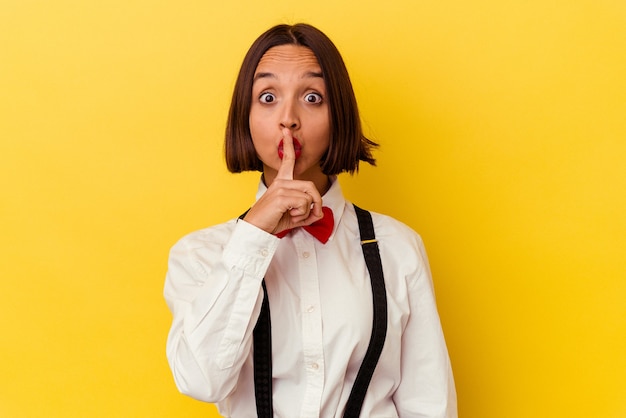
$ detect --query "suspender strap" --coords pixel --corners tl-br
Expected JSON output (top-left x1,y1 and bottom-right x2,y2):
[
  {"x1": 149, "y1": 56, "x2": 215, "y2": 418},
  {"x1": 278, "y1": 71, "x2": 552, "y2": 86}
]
[
  {"x1": 242, "y1": 206, "x2": 388, "y2": 417},
  {"x1": 253, "y1": 280, "x2": 273, "y2": 418},
  {"x1": 344, "y1": 204, "x2": 388, "y2": 418}
]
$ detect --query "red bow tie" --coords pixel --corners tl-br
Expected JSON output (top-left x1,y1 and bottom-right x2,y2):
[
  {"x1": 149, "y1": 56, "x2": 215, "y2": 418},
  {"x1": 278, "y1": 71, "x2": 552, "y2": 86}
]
[{"x1": 275, "y1": 206, "x2": 334, "y2": 244}]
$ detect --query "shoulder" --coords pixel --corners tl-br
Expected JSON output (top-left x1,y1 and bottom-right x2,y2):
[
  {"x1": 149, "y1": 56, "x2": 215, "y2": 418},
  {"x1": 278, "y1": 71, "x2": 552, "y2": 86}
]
[
  {"x1": 372, "y1": 211, "x2": 423, "y2": 243},
  {"x1": 345, "y1": 203, "x2": 431, "y2": 281},
  {"x1": 347, "y1": 204, "x2": 425, "y2": 249},
  {"x1": 169, "y1": 219, "x2": 238, "y2": 258}
]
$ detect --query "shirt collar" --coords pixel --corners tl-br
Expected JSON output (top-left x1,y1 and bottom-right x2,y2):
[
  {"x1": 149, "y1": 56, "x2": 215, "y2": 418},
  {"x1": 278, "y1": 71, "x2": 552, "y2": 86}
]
[{"x1": 255, "y1": 175, "x2": 346, "y2": 242}]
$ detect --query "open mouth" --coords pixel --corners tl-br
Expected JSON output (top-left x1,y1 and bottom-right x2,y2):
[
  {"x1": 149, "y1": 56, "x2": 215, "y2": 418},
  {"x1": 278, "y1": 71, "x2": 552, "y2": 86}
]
[{"x1": 278, "y1": 137, "x2": 302, "y2": 160}]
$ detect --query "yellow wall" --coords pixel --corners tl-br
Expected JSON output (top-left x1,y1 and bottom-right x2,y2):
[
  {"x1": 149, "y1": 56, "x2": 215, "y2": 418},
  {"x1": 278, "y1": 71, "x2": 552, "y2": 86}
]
[{"x1": 2, "y1": 0, "x2": 625, "y2": 417}]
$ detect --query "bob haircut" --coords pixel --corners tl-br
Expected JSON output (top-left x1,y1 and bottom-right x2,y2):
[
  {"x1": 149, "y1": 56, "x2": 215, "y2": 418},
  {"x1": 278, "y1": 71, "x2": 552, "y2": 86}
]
[{"x1": 225, "y1": 23, "x2": 378, "y2": 175}]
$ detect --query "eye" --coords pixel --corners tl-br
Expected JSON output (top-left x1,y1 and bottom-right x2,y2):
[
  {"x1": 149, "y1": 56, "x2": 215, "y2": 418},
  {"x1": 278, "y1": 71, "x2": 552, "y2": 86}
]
[
  {"x1": 259, "y1": 92, "x2": 276, "y2": 104},
  {"x1": 304, "y1": 92, "x2": 323, "y2": 104}
]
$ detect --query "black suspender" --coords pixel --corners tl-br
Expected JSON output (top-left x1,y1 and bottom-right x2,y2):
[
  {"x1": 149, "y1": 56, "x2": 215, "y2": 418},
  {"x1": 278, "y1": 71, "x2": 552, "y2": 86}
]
[
  {"x1": 344, "y1": 205, "x2": 388, "y2": 417},
  {"x1": 253, "y1": 280, "x2": 273, "y2": 417},
  {"x1": 241, "y1": 204, "x2": 388, "y2": 417}
]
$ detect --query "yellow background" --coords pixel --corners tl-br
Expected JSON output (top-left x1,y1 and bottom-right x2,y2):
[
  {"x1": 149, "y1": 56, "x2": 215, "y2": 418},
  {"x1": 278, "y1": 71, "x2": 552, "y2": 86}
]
[{"x1": 1, "y1": 0, "x2": 625, "y2": 417}]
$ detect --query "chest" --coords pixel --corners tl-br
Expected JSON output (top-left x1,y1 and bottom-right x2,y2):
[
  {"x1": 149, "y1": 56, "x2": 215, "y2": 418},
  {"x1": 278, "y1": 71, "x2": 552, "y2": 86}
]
[{"x1": 263, "y1": 229, "x2": 389, "y2": 368}]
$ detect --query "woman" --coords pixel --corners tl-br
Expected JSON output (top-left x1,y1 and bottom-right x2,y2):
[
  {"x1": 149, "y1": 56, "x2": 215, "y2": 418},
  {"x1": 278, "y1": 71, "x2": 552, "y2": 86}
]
[{"x1": 165, "y1": 23, "x2": 457, "y2": 418}]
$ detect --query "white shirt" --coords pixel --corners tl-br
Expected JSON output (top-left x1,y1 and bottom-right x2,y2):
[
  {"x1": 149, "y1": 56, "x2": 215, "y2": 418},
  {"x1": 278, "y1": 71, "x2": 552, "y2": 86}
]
[{"x1": 164, "y1": 178, "x2": 457, "y2": 418}]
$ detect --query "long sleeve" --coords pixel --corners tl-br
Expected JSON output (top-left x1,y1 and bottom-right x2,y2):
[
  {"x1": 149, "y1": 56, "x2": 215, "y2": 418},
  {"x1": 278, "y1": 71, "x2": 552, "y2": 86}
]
[
  {"x1": 164, "y1": 219, "x2": 280, "y2": 402},
  {"x1": 392, "y1": 235, "x2": 457, "y2": 418}
]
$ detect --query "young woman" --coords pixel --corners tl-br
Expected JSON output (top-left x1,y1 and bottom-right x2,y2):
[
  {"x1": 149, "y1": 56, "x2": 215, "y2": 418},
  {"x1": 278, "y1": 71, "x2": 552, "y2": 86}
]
[{"x1": 165, "y1": 23, "x2": 457, "y2": 418}]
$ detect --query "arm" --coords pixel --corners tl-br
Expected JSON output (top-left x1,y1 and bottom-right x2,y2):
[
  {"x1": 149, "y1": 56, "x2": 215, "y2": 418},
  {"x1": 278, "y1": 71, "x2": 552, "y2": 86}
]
[
  {"x1": 164, "y1": 220, "x2": 279, "y2": 402},
  {"x1": 393, "y1": 238, "x2": 458, "y2": 418},
  {"x1": 164, "y1": 128, "x2": 324, "y2": 402}
]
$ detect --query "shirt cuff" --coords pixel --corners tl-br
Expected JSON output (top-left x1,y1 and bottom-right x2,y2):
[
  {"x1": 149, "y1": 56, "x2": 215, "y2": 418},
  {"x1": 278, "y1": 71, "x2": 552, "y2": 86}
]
[{"x1": 222, "y1": 219, "x2": 280, "y2": 278}]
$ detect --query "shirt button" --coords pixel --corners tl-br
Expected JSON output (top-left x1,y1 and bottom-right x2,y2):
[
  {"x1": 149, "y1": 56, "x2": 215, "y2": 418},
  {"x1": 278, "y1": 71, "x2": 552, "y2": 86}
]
[
  {"x1": 306, "y1": 305, "x2": 315, "y2": 313},
  {"x1": 302, "y1": 251, "x2": 310, "y2": 258},
  {"x1": 310, "y1": 362, "x2": 319, "y2": 370},
  {"x1": 260, "y1": 249, "x2": 269, "y2": 257}
]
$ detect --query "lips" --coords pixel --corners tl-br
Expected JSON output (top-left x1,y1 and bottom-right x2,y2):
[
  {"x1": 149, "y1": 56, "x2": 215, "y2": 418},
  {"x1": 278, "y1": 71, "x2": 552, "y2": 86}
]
[{"x1": 278, "y1": 137, "x2": 302, "y2": 160}]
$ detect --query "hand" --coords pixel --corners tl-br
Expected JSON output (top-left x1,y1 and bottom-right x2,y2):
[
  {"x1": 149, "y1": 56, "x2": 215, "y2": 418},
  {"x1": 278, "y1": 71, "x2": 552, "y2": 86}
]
[{"x1": 244, "y1": 128, "x2": 324, "y2": 234}]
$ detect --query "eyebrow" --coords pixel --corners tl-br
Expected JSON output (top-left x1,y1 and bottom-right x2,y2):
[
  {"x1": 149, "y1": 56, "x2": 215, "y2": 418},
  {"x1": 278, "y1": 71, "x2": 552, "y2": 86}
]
[{"x1": 252, "y1": 71, "x2": 324, "y2": 83}]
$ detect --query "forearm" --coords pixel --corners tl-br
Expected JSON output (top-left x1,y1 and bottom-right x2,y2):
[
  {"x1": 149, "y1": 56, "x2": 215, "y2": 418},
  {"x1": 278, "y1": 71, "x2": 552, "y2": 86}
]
[{"x1": 164, "y1": 220, "x2": 279, "y2": 401}]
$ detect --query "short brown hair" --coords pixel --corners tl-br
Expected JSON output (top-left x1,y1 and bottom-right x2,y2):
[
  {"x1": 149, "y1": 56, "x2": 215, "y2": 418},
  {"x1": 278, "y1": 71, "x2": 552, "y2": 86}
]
[{"x1": 225, "y1": 23, "x2": 378, "y2": 175}]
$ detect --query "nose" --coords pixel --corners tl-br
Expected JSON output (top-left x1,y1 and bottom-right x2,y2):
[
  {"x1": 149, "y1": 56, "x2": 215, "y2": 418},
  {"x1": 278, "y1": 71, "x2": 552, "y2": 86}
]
[{"x1": 279, "y1": 99, "x2": 300, "y2": 130}]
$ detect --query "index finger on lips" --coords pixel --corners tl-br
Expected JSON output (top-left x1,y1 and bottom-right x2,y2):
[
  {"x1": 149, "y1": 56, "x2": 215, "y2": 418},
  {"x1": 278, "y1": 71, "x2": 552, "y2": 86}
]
[{"x1": 276, "y1": 128, "x2": 295, "y2": 181}]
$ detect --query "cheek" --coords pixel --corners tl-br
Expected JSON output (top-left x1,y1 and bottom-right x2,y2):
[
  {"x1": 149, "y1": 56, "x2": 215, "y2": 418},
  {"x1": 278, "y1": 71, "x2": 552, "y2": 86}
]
[
  {"x1": 319, "y1": 112, "x2": 331, "y2": 138},
  {"x1": 249, "y1": 114, "x2": 268, "y2": 141},
  {"x1": 249, "y1": 105, "x2": 267, "y2": 129},
  {"x1": 249, "y1": 118, "x2": 275, "y2": 158},
  {"x1": 248, "y1": 111, "x2": 259, "y2": 134},
  {"x1": 317, "y1": 119, "x2": 331, "y2": 148}
]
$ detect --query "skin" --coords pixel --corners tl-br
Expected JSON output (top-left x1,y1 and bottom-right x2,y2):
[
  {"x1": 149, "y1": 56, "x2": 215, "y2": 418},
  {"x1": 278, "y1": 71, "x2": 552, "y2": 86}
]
[{"x1": 243, "y1": 45, "x2": 331, "y2": 234}]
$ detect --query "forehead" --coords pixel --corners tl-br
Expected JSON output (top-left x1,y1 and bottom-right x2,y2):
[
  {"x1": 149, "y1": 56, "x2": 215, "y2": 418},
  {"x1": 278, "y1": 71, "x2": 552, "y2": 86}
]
[{"x1": 255, "y1": 44, "x2": 321, "y2": 74}]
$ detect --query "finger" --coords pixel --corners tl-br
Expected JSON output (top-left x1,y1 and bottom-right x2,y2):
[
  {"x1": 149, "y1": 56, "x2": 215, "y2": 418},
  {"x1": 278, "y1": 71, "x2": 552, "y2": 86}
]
[
  {"x1": 289, "y1": 205, "x2": 323, "y2": 226},
  {"x1": 309, "y1": 193, "x2": 324, "y2": 218},
  {"x1": 294, "y1": 183, "x2": 323, "y2": 219},
  {"x1": 289, "y1": 186, "x2": 323, "y2": 219},
  {"x1": 285, "y1": 191, "x2": 314, "y2": 217},
  {"x1": 289, "y1": 192, "x2": 323, "y2": 221},
  {"x1": 276, "y1": 128, "x2": 295, "y2": 180}
]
